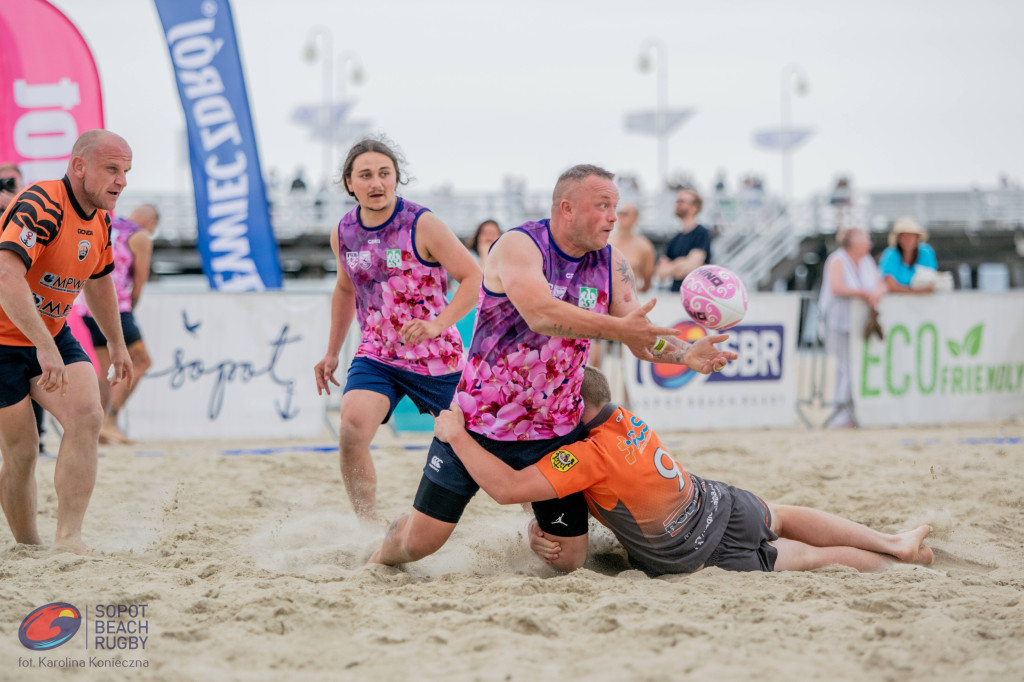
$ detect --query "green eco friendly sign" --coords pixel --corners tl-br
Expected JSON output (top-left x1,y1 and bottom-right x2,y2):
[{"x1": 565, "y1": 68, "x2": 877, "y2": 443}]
[{"x1": 861, "y1": 322, "x2": 1024, "y2": 398}]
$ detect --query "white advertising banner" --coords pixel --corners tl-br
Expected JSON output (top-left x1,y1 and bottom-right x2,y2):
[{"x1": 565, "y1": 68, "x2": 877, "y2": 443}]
[
  {"x1": 123, "y1": 292, "x2": 330, "y2": 440},
  {"x1": 851, "y1": 292, "x2": 1024, "y2": 426},
  {"x1": 624, "y1": 294, "x2": 800, "y2": 431}
]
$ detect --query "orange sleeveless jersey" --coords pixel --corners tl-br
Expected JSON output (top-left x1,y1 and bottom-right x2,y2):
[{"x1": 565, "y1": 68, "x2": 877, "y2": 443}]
[
  {"x1": 535, "y1": 404, "x2": 728, "y2": 572},
  {"x1": 0, "y1": 177, "x2": 113, "y2": 346}
]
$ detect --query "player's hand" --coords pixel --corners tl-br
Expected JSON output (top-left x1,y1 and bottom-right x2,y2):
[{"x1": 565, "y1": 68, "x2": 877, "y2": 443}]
[
  {"x1": 433, "y1": 404, "x2": 466, "y2": 443},
  {"x1": 107, "y1": 342, "x2": 134, "y2": 388},
  {"x1": 683, "y1": 334, "x2": 738, "y2": 374},
  {"x1": 35, "y1": 344, "x2": 70, "y2": 396},
  {"x1": 400, "y1": 319, "x2": 443, "y2": 346},
  {"x1": 314, "y1": 355, "x2": 340, "y2": 396},
  {"x1": 527, "y1": 519, "x2": 562, "y2": 564},
  {"x1": 619, "y1": 299, "x2": 681, "y2": 358}
]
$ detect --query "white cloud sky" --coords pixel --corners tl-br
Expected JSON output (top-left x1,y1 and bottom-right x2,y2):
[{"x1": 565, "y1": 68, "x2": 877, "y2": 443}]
[{"x1": 48, "y1": 0, "x2": 1024, "y2": 199}]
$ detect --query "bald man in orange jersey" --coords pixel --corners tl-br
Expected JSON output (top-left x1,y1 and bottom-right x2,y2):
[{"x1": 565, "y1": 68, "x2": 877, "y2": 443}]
[{"x1": 0, "y1": 130, "x2": 134, "y2": 554}]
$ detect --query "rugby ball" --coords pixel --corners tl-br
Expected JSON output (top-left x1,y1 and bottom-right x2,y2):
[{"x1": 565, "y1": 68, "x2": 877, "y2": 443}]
[{"x1": 680, "y1": 265, "x2": 747, "y2": 330}]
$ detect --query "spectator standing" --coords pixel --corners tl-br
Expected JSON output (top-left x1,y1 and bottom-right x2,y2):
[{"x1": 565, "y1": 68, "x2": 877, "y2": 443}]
[
  {"x1": 656, "y1": 188, "x2": 712, "y2": 291},
  {"x1": 608, "y1": 204, "x2": 655, "y2": 293},
  {"x1": 818, "y1": 227, "x2": 885, "y2": 429}
]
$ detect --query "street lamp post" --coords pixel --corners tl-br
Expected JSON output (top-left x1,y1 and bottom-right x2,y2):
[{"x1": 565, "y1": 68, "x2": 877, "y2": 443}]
[
  {"x1": 304, "y1": 26, "x2": 333, "y2": 185},
  {"x1": 637, "y1": 38, "x2": 668, "y2": 190},
  {"x1": 336, "y1": 51, "x2": 365, "y2": 155},
  {"x1": 780, "y1": 63, "x2": 809, "y2": 204}
]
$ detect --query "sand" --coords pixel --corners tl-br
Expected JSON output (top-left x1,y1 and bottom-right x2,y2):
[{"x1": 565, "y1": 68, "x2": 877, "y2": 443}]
[{"x1": 2, "y1": 416, "x2": 1023, "y2": 681}]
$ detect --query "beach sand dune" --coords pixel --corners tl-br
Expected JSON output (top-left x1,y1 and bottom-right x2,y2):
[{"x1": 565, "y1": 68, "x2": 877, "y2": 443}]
[{"x1": 2, "y1": 420, "x2": 1022, "y2": 681}]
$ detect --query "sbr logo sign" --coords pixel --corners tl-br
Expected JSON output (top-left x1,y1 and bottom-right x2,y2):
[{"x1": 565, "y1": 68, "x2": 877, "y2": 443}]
[
  {"x1": 637, "y1": 322, "x2": 784, "y2": 389},
  {"x1": 705, "y1": 325, "x2": 784, "y2": 383}
]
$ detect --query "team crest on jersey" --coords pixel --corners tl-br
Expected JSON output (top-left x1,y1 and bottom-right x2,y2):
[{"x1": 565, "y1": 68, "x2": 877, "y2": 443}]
[
  {"x1": 578, "y1": 286, "x2": 598, "y2": 309},
  {"x1": 386, "y1": 249, "x2": 402, "y2": 268},
  {"x1": 77, "y1": 240, "x2": 90, "y2": 261},
  {"x1": 345, "y1": 251, "x2": 372, "y2": 270},
  {"x1": 550, "y1": 449, "x2": 578, "y2": 472},
  {"x1": 551, "y1": 285, "x2": 567, "y2": 299},
  {"x1": 19, "y1": 227, "x2": 37, "y2": 249}
]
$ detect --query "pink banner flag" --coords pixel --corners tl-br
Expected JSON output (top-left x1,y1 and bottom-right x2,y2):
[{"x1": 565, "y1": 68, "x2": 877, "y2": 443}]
[{"x1": 0, "y1": 0, "x2": 104, "y2": 184}]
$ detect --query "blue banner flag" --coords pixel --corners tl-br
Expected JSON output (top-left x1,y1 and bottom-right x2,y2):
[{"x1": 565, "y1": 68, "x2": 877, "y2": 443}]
[{"x1": 153, "y1": 0, "x2": 282, "y2": 291}]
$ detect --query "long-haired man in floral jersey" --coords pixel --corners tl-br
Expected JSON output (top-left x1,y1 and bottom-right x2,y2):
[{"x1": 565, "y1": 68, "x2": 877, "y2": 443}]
[
  {"x1": 314, "y1": 137, "x2": 481, "y2": 521},
  {"x1": 370, "y1": 165, "x2": 736, "y2": 568}
]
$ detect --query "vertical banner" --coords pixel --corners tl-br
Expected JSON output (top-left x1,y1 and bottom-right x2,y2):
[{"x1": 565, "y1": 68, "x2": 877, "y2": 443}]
[
  {"x1": 153, "y1": 0, "x2": 283, "y2": 291},
  {"x1": 0, "y1": 0, "x2": 104, "y2": 184},
  {"x1": 625, "y1": 294, "x2": 800, "y2": 431},
  {"x1": 851, "y1": 293, "x2": 1024, "y2": 426}
]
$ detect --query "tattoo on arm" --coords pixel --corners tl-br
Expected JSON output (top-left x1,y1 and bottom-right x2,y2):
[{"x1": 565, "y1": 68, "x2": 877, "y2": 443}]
[
  {"x1": 544, "y1": 323, "x2": 604, "y2": 341},
  {"x1": 616, "y1": 258, "x2": 637, "y2": 298},
  {"x1": 649, "y1": 335, "x2": 692, "y2": 364}
]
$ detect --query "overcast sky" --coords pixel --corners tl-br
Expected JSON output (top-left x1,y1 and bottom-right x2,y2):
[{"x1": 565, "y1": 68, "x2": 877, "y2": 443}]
[{"x1": 48, "y1": 0, "x2": 1024, "y2": 200}]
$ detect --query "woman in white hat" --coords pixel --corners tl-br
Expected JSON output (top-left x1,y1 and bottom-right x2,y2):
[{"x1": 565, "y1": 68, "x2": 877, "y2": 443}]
[{"x1": 878, "y1": 217, "x2": 938, "y2": 293}]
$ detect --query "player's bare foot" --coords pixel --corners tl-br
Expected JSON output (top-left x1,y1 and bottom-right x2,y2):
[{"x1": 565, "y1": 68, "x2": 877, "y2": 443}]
[
  {"x1": 99, "y1": 422, "x2": 131, "y2": 445},
  {"x1": 53, "y1": 536, "x2": 93, "y2": 556},
  {"x1": 366, "y1": 545, "x2": 384, "y2": 564},
  {"x1": 891, "y1": 525, "x2": 933, "y2": 564}
]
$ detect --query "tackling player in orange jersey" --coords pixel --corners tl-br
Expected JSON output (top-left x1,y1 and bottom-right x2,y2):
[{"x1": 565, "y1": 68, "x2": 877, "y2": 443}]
[{"x1": 433, "y1": 366, "x2": 934, "y2": 574}]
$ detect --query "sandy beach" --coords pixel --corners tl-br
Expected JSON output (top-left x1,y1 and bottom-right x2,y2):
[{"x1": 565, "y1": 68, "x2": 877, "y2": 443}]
[{"x1": 2, "y1": 415, "x2": 1023, "y2": 681}]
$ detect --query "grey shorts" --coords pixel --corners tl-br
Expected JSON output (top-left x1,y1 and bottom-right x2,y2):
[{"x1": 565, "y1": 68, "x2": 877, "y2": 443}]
[{"x1": 705, "y1": 483, "x2": 778, "y2": 572}]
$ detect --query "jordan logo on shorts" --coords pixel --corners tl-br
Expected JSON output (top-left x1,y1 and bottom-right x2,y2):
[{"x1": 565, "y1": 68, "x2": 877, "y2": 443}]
[{"x1": 552, "y1": 514, "x2": 568, "y2": 527}]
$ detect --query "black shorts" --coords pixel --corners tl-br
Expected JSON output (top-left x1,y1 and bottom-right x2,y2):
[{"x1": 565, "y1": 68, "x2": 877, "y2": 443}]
[
  {"x1": 82, "y1": 311, "x2": 143, "y2": 347},
  {"x1": 704, "y1": 483, "x2": 778, "y2": 572},
  {"x1": 0, "y1": 325, "x2": 91, "y2": 407},
  {"x1": 414, "y1": 422, "x2": 589, "y2": 537}
]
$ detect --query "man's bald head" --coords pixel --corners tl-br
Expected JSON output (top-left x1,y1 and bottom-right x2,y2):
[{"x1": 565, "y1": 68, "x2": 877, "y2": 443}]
[
  {"x1": 70, "y1": 129, "x2": 131, "y2": 163},
  {"x1": 128, "y1": 204, "x2": 160, "y2": 233}
]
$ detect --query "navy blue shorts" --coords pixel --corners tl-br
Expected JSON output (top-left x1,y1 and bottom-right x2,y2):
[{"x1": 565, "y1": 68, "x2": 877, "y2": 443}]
[
  {"x1": 343, "y1": 356, "x2": 461, "y2": 423},
  {"x1": 414, "y1": 422, "x2": 590, "y2": 535},
  {"x1": 704, "y1": 484, "x2": 779, "y2": 572},
  {"x1": 0, "y1": 325, "x2": 92, "y2": 407},
  {"x1": 82, "y1": 311, "x2": 143, "y2": 347}
]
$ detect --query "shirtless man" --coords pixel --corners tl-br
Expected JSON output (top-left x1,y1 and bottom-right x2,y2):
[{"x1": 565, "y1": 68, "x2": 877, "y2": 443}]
[
  {"x1": 434, "y1": 365, "x2": 934, "y2": 574},
  {"x1": 608, "y1": 204, "x2": 654, "y2": 294}
]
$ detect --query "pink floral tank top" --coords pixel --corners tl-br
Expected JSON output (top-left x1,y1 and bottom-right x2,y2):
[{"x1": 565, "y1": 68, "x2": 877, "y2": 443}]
[
  {"x1": 337, "y1": 198, "x2": 465, "y2": 376},
  {"x1": 456, "y1": 220, "x2": 611, "y2": 441}
]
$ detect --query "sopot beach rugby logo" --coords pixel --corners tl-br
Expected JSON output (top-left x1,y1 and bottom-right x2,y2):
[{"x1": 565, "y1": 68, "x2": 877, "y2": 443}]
[{"x1": 19, "y1": 603, "x2": 82, "y2": 651}]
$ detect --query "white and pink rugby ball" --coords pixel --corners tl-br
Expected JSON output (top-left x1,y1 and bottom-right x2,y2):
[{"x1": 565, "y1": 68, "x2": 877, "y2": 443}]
[{"x1": 680, "y1": 265, "x2": 748, "y2": 330}]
